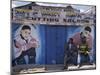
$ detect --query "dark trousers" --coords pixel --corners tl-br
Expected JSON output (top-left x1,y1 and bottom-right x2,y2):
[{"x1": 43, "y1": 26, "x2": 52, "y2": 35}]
[
  {"x1": 12, "y1": 53, "x2": 26, "y2": 66},
  {"x1": 12, "y1": 48, "x2": 36, "y2": 66},
  {"x1": 26, "y1": 48, "x2": 36, "y2": 64},
  {"x1": 64, "y1": 52, "x2": 78, "y2": 66},
  {"x1": 79, "y1": 53, "x2": 90, "y2": 65}
]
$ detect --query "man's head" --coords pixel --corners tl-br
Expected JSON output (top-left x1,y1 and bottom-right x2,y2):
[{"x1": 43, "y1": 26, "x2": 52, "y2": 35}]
[
  {"x1": 68, "y1": 38, "x2": 73, "y2": 44},
  {"x1": 81, "y1": 36, "x2": 87, "y2": 44},
  {"x1": 81, "y1": 26, "x2": 91, "y2": 38},
  {"x1": 21, "y1": 25, "x2": 31, "y2": 40}
]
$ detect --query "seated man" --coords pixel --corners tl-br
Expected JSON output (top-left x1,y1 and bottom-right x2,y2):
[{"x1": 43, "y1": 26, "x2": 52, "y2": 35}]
[{"x1": 63, "y1": 38, "x2": 78, "y2": 70}]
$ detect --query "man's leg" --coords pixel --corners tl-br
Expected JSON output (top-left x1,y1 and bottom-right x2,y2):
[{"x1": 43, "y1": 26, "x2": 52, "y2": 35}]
[
  {"x1": 24, "y1": 55, "x2": 29, "y2": 64},
  {"x1": 85, "y1": 54, "x2": 90, "y2": 64},
  {"x1": 81, "y1": 54, "x2": 89, "y2": 65},
  {"x1": 78, "y1": 53, "x2": 82, "y2": 68},
  {"x1": 12, "y1": 59, "x2": 17, "y2": 66},
  {"x1": 77, "y1": 53, "x2": 80, "y2": 65},
  {"x1": 28, "y1": 55, "x2": 36, "y2": 64},
  {"x1": 63, "y1": 55, "x2": 68, "y2": 69},
  {"x1": 73, "y1": 54, "x2": 78, "y2": 66},
  {"x1": 89, "y1": 51, "x2": 94, "y2": 65},
  {"x1": 27, "y1": 48, "x2": 36, "y2": 64},
  {"x1": 16, "y1": 55, "x2": 26, "y2": 65}
]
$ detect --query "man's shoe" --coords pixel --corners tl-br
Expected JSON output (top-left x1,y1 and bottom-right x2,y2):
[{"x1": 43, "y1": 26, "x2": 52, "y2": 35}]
[
  {"x1": 62, "y1": 66, "x2": 68, "y2": 70},
  {"x1": 77, "y1": 64, "x2": 82, "y2": 68}
]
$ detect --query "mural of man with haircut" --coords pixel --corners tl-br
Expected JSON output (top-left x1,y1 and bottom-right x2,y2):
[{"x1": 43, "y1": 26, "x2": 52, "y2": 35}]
[
  {"x1": 71, "y1": 26, "x2": 94, "y2": 67},
  {"x1": 12, "y1": 25, "x2": 39, "y2": 66}
]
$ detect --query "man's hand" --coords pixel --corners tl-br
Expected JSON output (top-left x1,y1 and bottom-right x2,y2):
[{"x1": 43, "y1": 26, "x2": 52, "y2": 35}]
[
  {"x1": 86, "y1": 51, "x2": 90, "y2": 54},
  {"x1": 30, "y1": 39, "x2": 39, "y2": 48}
]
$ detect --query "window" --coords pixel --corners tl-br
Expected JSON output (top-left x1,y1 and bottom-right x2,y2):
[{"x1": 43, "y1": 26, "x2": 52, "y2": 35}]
[
  {"x1": 67, "y1": 19, "x2": 71, "y2": 22},
  {"x1": 63, "y1": 19, "x2": 66, "y2": 22},
  {"x1": 50, "y1": 18, "x2": 54, "y2": 22},
  {"x1": 47, "y1": 18, "x2": 49, "y2": 21},
  {"x1": 32, "y1": 17, "x2": 36, "y2": 20},
  {"x1": 55, "y1": 18, "x2": 59, "y2": 22},
  {"x1": 43, "y1": 18, "x2": 46, "y2": 21},
  {"x1": 37, "y1": 17, "x2": 40, "y2": 21},
  {"x1": 33, "y1": 12, "x2": 38, "y2": 15},
  {"x1": 29, "y1": 6, "x2": 32, "y2": 10}
]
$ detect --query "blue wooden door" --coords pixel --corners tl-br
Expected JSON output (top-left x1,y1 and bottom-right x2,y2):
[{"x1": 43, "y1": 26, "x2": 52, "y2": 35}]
[
  {"x1": 56, "y1": 26, "x2": 67, "y2": 64},
  {"x1": 45, "y1": 26, "x2": 57, "y2": 64},
  {"x1": 45, "y1": 25, "x2": 67, "y2": 64}
]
